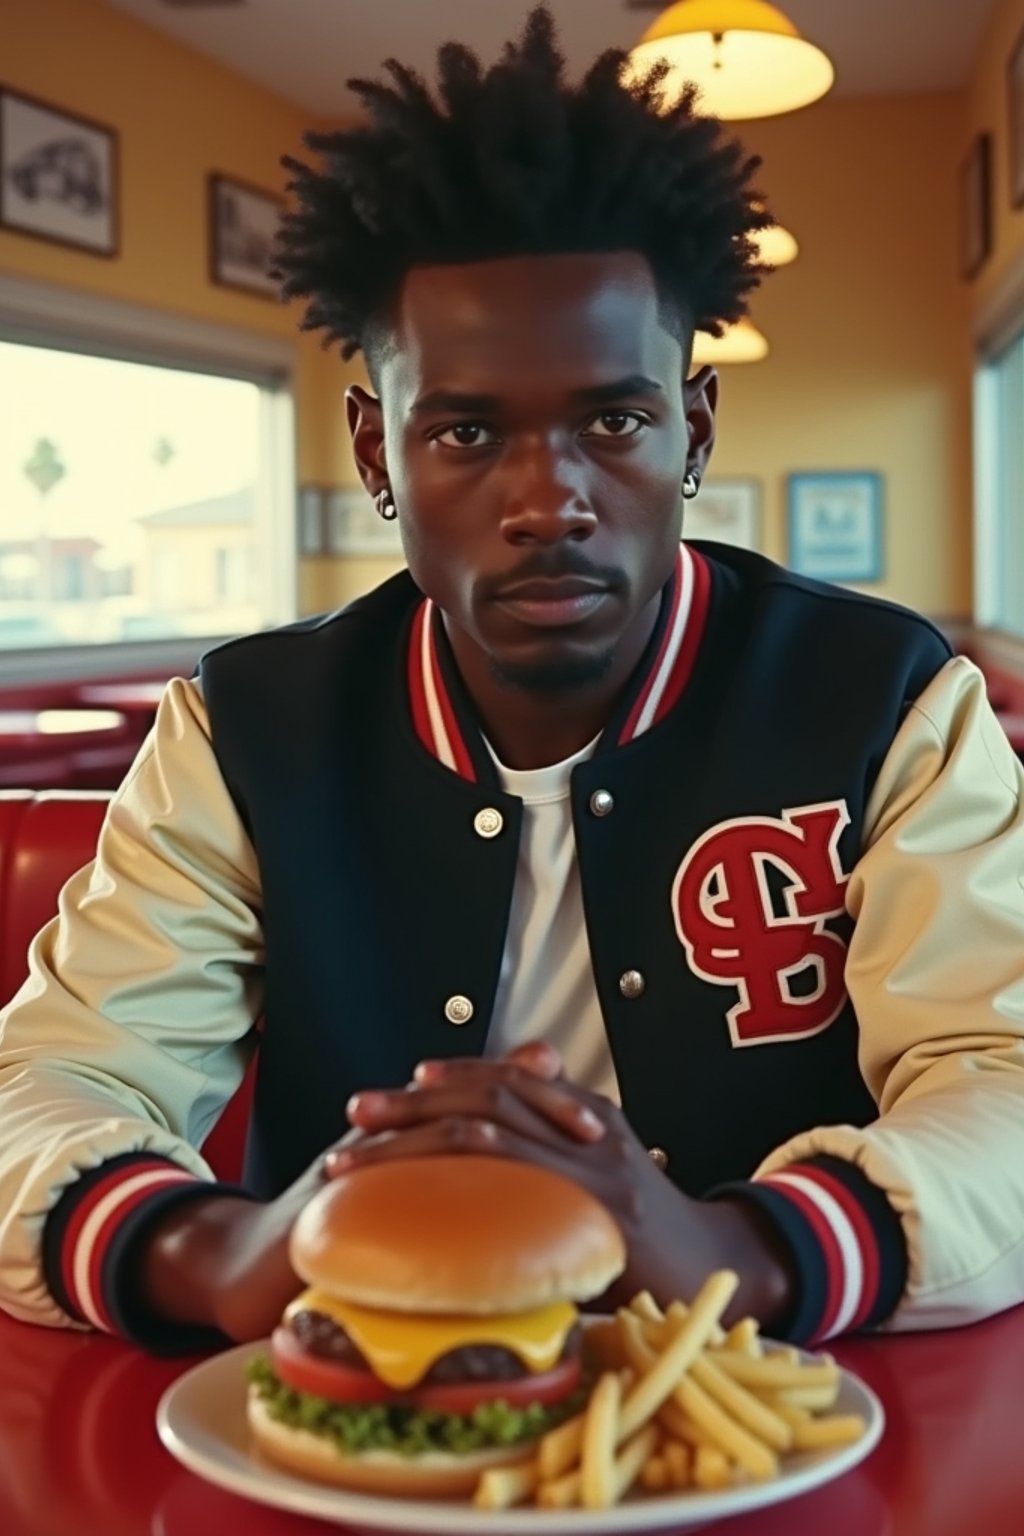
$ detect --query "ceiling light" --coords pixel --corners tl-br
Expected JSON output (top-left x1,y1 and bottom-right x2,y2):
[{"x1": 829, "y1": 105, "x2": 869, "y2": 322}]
[
  {"x1": 626, "y1": 0, "x2": 834, "y2": 119},
  {"x1": 751, "y1": 221, "x2": 798, "y2": 266},
  {"x1": 691, "y1": 317, "x2": 769, "y2": 364}
]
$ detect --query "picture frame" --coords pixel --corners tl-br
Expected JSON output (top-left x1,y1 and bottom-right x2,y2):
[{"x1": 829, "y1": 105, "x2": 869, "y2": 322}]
[
  {"x1": 297, "y1": 484, "x2": 326, "y2": 557},
  {"x1": 682, "y1": 478, "x2": 760, "y2": 551},
  {"x1": 0, "y1": 86, "x2": 118, "y2": 256},
  {"x1": 324, "y1": 485, "x2": 404, "y2": 557},
  {"x1": 787, "y1": 472, "x2": 884, "y2": 584},
  {"x1": 1008, "y1": 23, "x2": 1024, "y2": 209},
  {"x1": 959, "y1": 132, "x2": 992, "y2": 281},
  {"x1": 208, "y1": 172, "x2": 285, "y2": 299}
]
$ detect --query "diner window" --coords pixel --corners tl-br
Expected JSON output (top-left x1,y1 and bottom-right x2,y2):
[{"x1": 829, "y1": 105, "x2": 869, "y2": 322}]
[
  {"x1": 1, "y1": 338, "x2": 290, "y2": 652},
  {"x1": 974, "y1": 324, "x2": 1024, "y2": 638}
]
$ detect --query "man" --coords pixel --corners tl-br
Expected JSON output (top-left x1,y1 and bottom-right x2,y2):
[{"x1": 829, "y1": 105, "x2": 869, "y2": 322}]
[{"x1": 1, "y1": 8, "x2": 1023, "y2": 1354}]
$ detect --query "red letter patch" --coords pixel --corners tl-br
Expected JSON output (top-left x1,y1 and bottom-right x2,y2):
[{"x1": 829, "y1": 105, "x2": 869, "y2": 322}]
[{"x1": 671, "y1": 801, "x2": 851, "y2": 1047}]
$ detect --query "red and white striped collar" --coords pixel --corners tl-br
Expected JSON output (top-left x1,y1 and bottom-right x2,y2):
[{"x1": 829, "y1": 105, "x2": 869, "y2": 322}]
[{"x1": 406, "y1": 544, "x2": 712, "y2": 783}]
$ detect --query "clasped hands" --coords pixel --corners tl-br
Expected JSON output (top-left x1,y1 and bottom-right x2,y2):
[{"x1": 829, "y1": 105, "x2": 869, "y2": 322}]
[{"x1": 328, "y1": 1043, "x2": 792, "y2": 1325}]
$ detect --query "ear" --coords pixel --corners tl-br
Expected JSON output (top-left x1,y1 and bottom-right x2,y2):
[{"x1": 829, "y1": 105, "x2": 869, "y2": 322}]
[
  {"x1": 345, "y1": 385, "x2": 388, "y2": 497},
  {"x1": 682, "y1": 365, "x2": 719, "y2": 480}
]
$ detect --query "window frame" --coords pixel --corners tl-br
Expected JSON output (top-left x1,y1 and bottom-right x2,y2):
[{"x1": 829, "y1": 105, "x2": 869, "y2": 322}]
[
  {"x1": 972, "y1": 250, "x2": 1024, "y2": 655},
  {"x1": 0, "y1": 270, "x2": 297, "y2": 684}
]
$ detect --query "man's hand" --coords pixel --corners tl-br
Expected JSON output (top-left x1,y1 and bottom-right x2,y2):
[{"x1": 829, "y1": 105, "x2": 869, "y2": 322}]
[
  {"x1": 135, "y1": 1127, "x2": 364, "y2": 1342},
  {"x1": 334, "y1": 1043, "x2": 796, "y2": 1329}
]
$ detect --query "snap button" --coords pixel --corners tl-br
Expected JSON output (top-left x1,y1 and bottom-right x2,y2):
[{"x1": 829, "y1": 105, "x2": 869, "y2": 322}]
[
  {"x1": 444, "y1": 995, "x2": 474, "y2": 1026},
  {"x1": 619, "y1": 970, "x2": 646, "y2": 999},
  {"x1": 648, "y1": 1146, "x2": 669, "y2": 1171},
  {"x1": 473, "y1": 807, "x2": 503, "y2": 839},
  {"x1": 589, "y1": 789, "x2": 615, "y2": 817}
]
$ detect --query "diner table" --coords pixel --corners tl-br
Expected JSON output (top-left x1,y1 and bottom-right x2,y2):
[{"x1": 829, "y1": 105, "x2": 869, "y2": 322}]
[{"x1": 0, "y1": 1303, "x2": 1021, "y2": 1536}]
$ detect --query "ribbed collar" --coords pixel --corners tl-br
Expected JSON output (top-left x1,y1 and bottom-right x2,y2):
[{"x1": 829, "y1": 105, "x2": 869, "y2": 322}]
[{"x1": 406, "y1": 543, "x2": 712, "y2": 785}]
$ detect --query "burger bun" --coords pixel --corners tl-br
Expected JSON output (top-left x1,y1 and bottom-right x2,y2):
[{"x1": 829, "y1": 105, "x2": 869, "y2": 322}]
[{"x1": 247, "y1": 1388, "x2": 529, "y2": 1497}]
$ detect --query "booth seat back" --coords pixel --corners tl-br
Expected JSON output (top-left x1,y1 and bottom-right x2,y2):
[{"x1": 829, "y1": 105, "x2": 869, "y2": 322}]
[{"x1": 0, "y1": 790, "x2": 252, "y2": 1180}]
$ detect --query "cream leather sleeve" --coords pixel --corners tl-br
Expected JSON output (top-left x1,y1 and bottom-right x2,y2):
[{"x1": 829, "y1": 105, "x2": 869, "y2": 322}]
[
  {"x1": 0, "y1": 676, "x2": 264, "y2": 1326},
  {"x1": 758, "y1": 654, "x2": 1024, "y2": 1329}
]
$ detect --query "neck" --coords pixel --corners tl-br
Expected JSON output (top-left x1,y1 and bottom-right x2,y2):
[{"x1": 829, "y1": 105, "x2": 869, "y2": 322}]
[{"x1": 443, "y1": 592, "x2": 663, "y2": 771}]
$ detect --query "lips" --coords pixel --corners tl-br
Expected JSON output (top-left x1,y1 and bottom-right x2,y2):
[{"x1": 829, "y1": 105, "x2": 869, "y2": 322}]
[
  {"x1": 494, "y1": 577, "x2": 609, "y2": 602},
  {"x1": 492, "y1": 577, "x2": 611, "y2": 629}
]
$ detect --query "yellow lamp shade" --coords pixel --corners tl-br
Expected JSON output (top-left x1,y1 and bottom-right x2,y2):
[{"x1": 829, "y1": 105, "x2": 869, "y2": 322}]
[
  {"x1": 751, "y1": 221, "x2": 798, "y2": 266},
  {"x1": 690, "y1": 317, "x2": 769, "y2": 364},
  {"x1": 626, "y1": 0, "x2": 834, "y2": 120}
]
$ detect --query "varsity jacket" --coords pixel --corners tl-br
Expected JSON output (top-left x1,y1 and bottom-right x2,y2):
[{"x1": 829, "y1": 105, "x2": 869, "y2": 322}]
[{"x1": 2, "y1": 543, "x2": 1024, "y2": 1350}]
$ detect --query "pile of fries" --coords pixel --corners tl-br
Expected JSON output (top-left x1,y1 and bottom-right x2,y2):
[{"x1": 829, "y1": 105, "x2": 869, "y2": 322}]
[{"x1": 474, "y1": 1269, "x2": 865, "y2": 1512}]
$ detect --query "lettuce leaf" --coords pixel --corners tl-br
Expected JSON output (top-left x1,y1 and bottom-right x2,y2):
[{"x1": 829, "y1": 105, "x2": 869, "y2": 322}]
[{"x1": 246, "y1": 1354, "x2": 582, "y2": 1459}]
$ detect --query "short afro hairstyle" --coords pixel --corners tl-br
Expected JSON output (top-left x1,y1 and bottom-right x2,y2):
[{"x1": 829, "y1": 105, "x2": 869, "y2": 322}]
[{"x1": 273, "y1": 5, "x2": 773, "y2": 373}]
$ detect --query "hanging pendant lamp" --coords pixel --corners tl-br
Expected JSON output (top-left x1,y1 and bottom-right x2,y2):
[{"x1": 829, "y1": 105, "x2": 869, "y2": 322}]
[
  {"x1": 751, "y1": 220, "x2": 798, "y2": 266},
  {"x1": 691, "y1": 317, "x2": 769, "y2": 365},
  {"x1": 626, "y1": 0, "x2": 834, "y2": 120}
]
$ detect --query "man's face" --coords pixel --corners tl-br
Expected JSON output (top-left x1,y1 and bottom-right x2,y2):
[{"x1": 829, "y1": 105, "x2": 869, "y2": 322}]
[{"x1": 351, "y1": 251, "x2": 715, "y2": 694}]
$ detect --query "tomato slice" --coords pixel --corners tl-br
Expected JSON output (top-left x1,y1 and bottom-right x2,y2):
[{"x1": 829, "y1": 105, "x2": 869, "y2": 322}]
[
  {"x1": 270, "y1": 1326, "x2": 395, "y2": 1404},
  {"x1": 270, "y1": 1326, "x2": 582, "y2": 1417},
  {"x1": 410, "y1": 1355, "x2": 582, "y2": 1416}
]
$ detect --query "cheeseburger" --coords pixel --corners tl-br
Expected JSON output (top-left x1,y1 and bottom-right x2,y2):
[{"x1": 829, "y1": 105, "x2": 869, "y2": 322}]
[{"x1": 247, "y1": 1155, "x2": 626, "y2": 1496}]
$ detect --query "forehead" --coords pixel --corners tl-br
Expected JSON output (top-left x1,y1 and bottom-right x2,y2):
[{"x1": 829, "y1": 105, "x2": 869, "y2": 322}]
[{"x1": 383, "y1": 251, "x2": 683, "y2": 399}]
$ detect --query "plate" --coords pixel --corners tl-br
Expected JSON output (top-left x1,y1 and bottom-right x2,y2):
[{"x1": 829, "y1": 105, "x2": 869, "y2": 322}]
[{"x1": 156, "y1": 1335, "x2": 884, "y2": 1535}]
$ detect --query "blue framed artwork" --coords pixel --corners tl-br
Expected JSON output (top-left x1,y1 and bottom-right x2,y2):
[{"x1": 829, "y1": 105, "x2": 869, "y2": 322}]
[{"x1": 787, "y1": 472, "x2": 884, "y2": 583}]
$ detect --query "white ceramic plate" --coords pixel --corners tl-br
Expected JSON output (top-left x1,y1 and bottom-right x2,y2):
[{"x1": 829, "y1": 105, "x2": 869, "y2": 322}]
[{"x1": 156, "y1": 1335, "x2": 883, "y2": 1535}]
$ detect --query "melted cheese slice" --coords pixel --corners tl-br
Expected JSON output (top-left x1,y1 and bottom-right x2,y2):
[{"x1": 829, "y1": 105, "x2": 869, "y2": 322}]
[{"x1": 285, "y1": 1289, "x2": 578, "y2": 1390}]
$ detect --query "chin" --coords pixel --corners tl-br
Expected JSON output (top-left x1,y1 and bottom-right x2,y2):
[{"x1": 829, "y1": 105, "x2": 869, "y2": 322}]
[{"x1": 488, "y1": 646, "x2": 615, "y2": 695}]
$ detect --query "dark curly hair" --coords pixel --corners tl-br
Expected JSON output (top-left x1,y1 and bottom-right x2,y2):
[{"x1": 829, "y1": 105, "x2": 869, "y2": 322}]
[{"x1": 273, "y1": 5, "x2": 773, "y2": 375}]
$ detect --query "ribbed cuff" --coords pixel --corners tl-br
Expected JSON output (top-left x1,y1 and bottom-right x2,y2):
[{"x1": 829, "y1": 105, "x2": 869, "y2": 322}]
[
  {"x1": 43, "y1": 1152, "x2": 249, "y2": 1352},
  {"x1": 711, "y1": 1154, "x2": 908, "y2": 1345}
]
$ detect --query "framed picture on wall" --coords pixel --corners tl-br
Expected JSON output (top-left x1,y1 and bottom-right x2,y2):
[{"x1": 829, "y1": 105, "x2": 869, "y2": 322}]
[
  {"x1": 682, "y1": 478, "x2": 760, "y2": 550},
  {"x1": 297, "y1": 485, "x2": 326, "y2": 557},
  {"x1": 787, "y1": 472, "x2": 884, "y2": 584},
  {"x1": 959, "y1": 132, "x2": 992, "y2": 280},
  {"x1": 208, "y1": 172, "x2": 285, "y2": 299},
  {"x1": 325, "y1": 485, "x2": 404, "y2": 557},
  {"x1": 1009, "y1": 24, "x2": 1024, "y2": 208},
  {"x1": 0, "y1": 86, "x2": 118, "y2": 256}
]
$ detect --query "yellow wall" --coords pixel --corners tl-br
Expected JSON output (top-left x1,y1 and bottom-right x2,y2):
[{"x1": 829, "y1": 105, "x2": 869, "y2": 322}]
[
  {"x1": 6, "y1": 0, "x2": 1020, "y2": 622},
  {"x1": 313, "y1": 92, "x2": 974, "y2": 619},
  {"x1": 2, "y1": 0, "x2": 379, "y2": 617},
  {"x1": 704, "y1": 94, "x2": 970, "y2": 618}
]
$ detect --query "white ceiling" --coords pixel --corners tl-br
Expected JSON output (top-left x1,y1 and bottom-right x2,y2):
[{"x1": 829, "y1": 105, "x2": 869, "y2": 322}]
[{"x1": 101, "y1": 0, "x2": 1000, "y2": 118}]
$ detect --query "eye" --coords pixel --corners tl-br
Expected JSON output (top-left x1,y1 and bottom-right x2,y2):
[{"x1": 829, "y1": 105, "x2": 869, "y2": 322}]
[
  {"x1": 432, "y1": 423, "x2": 501, "y2": 449},
  {"x1": 582, "y1": 411, "x2": 649, "y2": 439}
]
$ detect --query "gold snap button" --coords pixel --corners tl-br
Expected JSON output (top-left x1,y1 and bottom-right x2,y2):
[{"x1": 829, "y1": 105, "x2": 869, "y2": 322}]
[
  {"x1": 444, "y1": 995, "x2": 474, "y2": 1026},
  {"x1": 619, "y1": 970, "x2": 646, "y2": 999},
  {"x1": 473, "y1": 808, "x2": 503, "y2": 838}
]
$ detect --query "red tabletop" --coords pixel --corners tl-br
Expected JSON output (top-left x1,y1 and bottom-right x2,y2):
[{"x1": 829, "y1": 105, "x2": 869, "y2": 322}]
[{"x1": 1, "y1": 1304, "x2": 1022, "y2": 1536}]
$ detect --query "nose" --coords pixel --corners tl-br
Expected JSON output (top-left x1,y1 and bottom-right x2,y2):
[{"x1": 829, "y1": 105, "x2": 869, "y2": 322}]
[{"x1": 498, "y1": 440, "x2": 598, "y2": 545}]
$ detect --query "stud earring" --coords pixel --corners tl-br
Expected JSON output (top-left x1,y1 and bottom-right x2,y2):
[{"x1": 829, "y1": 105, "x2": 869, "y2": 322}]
[
  {"x1": 375, "y1": 488, "x2": 398, "y2": 521},
  {"x1": 682, "y1": 470, "x2": 701, "y2": 500}
]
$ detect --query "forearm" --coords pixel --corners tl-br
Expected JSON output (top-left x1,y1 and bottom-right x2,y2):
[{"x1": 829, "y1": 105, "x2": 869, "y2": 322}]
[
  {"x1": 134, "y1": 1192, "x2": 261, "y2": 1331},
  {"x1": 607, "y1": 1191, "x2": 796, "y2": 1333}
]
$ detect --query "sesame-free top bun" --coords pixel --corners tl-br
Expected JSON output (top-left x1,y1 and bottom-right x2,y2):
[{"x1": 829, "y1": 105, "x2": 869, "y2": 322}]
[
  {"x1": 290, "y1": 1156, "x2": 626, "y2": 1314},
  {"x1": 247, "y1": 1390, "x2": 530, "y2": 1496}
]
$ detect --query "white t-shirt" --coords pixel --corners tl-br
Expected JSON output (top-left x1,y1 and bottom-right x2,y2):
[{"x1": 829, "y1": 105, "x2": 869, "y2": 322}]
[{"x1": 482, "y1": 735, "x2": 621, "y2": 1105}]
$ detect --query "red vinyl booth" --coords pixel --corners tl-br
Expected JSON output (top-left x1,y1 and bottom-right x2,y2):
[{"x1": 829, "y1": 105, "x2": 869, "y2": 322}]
[{"x1": 0, "y1": 790, "x2": 253, "y2": 1180}]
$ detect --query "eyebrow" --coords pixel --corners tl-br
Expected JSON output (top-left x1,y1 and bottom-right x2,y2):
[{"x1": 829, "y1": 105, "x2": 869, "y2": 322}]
[{"x1": 409, "y1": 375, "x2": 665, "y2": 417}]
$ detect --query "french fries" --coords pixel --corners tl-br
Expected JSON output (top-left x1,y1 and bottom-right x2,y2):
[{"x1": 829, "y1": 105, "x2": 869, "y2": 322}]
[{"x1": 471, "y1": 1273, "x2": 867, "y2": 1513}]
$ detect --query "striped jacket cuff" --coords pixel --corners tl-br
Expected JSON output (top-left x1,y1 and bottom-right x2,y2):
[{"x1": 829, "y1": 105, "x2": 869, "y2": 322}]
[
  {"x1": 713, "y1": 1154, "x2": 908, "y2": 1345},
  {"x1": 43, "y1": 1152, "x2": 236, "y2": 1349}
]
